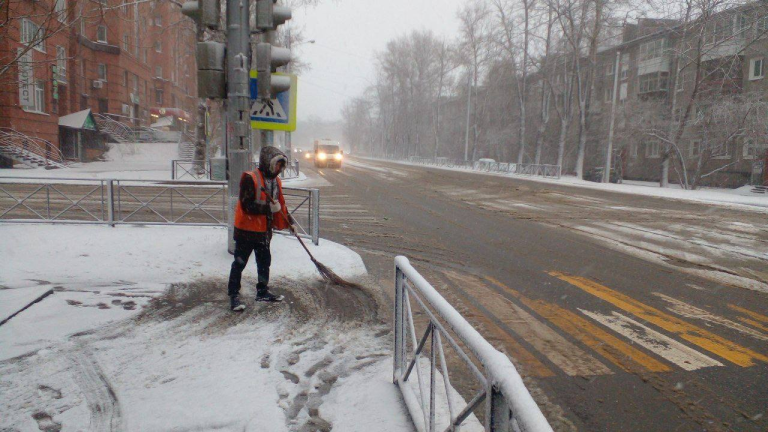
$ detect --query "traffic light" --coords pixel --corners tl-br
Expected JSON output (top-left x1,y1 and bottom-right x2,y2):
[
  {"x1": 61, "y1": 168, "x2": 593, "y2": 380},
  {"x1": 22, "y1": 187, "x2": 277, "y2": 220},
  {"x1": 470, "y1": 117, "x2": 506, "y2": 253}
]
[
  {"x1": 254, "y1": 0, "x2": 292, "y2": 100},
  {"x1": 181, "y1": 0, "x2": 225, "y2": 99},
  {"x1": 181, "y1": 0, "x2": 220, "y2": 30}
]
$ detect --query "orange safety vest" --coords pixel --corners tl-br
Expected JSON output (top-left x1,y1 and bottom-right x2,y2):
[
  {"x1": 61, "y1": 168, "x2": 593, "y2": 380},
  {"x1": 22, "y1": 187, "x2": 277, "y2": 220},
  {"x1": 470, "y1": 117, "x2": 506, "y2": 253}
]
[{"x1": 234, "y1": 170, "x2": 290, "y2": 232}]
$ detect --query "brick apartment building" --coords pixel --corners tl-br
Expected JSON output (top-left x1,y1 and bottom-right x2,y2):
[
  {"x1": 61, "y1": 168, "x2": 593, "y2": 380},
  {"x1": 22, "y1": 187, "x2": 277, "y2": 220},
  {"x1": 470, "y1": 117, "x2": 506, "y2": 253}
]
[
  {"x1": 0, "y1": 0, "x2": 197, "y2": 162},
  {"x1": 588, "y1": 3, "x2": 768, "y2": 187}
]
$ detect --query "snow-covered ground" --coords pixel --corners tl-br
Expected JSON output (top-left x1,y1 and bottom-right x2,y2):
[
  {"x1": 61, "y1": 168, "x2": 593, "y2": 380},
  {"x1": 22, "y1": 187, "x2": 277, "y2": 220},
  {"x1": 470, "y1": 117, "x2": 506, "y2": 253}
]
[
  {"x1": 0, "y1": 223, "x2": 412, "y2": 431},
  {"x1": 1, "y1": 142, "x2": 309, "y2": 184},
  {"x1": 358, "y1": 157, "x2": 768, "y2": 213}
]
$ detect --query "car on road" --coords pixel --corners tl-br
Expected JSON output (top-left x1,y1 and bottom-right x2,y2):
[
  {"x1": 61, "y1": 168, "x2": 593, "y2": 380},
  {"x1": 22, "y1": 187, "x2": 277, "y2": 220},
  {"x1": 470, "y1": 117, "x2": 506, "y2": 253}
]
[{"x1": 313, "y1": 140, "x2": 343, "y2": 168}]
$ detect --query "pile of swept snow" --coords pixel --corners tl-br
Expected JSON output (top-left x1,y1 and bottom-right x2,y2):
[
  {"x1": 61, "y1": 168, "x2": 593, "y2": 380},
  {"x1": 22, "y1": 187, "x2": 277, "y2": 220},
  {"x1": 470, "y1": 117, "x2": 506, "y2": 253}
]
[{"x1": 0, "y1": 223, "x2": 412, "y2": 431}]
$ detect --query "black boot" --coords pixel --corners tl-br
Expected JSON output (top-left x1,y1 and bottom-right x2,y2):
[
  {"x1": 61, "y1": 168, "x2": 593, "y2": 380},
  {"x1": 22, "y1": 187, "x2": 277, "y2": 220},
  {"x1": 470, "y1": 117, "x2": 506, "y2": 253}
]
[
  {"x1": 255, "y1": 287, "x2": 284, "y2": 303},
  {"x1": 230, "y1": 296, "x2": 246, "y2": 311}
]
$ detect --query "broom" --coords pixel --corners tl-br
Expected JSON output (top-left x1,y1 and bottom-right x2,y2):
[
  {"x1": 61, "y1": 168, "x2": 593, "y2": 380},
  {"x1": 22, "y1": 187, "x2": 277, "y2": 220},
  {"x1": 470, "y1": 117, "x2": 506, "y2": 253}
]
[{"x1": 261, "y1": 186, "x2": 361, "y2": 289}]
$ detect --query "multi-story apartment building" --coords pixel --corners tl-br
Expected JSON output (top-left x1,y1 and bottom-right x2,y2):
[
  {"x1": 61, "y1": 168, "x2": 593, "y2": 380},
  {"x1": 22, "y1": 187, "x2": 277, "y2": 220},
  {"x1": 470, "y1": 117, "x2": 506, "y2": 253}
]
[
  {"x1": 0, "y1": 0, "x2": 197, "y2": 162},
  {"x1": 592, "y1": 3, "x2": 768, "y2": 187}
]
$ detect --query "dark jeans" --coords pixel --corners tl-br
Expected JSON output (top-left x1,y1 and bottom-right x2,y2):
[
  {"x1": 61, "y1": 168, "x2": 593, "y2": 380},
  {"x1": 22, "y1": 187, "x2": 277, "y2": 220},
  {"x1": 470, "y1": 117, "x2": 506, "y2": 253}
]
[{"x1": 227, "y1": 238, "x2": 271, "y2": 298}]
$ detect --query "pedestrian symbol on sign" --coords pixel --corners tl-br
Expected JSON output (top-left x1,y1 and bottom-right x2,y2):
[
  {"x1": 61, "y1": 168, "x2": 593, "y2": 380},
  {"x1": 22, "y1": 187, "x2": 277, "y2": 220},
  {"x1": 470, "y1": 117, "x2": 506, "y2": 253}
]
[
  {"x1": 252, "y1": 98, "x2": 287, "y2": 120},
  {"x1": 250, "y1": 71, "x2": 297, "y2": 132}
]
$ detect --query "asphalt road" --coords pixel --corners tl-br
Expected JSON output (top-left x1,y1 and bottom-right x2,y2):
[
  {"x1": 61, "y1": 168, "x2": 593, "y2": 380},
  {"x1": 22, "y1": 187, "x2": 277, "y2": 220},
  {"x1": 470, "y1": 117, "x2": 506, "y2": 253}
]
[{"x1": 305, "y1": 157, "x2": 768, "y2": 432}]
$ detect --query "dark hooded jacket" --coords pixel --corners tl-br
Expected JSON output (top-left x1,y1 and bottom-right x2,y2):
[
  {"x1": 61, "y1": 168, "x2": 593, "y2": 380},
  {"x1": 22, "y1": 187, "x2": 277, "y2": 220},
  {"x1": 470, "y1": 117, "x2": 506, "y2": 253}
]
[{"x1": 233, "y1": 146, "x2": 290, "y2": 243}]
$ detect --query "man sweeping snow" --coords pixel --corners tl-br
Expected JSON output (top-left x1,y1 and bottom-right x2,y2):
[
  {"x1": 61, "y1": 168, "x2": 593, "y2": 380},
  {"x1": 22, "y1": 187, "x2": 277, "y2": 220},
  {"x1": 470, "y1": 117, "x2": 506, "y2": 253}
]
[{"x1": 228, "y1": 146, "x2": 297, "y2": 311}]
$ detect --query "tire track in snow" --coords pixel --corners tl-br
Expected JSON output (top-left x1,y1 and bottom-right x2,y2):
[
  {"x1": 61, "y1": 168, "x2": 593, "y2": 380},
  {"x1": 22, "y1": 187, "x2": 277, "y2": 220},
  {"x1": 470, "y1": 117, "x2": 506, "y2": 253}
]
[{"x1": 69, "y1": 348, "x2": 123, "y2": 431}]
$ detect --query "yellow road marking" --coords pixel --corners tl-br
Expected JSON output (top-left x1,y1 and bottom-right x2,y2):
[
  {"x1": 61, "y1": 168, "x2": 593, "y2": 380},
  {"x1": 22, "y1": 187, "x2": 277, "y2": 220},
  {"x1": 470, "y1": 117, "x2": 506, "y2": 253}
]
[
  {"x1": 485, "y1": 277, "x2": 670, "y2": 373},
  {"x1": 739, "y1": 318, "x2": 768, "y2": 334},
  {"x1": 728, "y1": 304, "x2": 768, "y2": 324},
  {"x1": 549, "y1": 272, "x2": 768, "y2": 367},
  {"x1": 446, "y1": 272, "x2": 612, "y2": 376}
]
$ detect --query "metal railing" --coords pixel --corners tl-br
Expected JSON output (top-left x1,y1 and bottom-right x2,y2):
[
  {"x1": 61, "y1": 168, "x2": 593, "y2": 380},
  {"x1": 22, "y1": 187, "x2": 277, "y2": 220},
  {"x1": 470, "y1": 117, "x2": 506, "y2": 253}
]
[
  {"x1": 394, "y1": 256, "x2": 552, "y2": 432},
  {"x1": 0, "y1": 177, "x2": 320, "y2": 244},
  {"x1": 0, "y1": 128, "x2": 68, "y2": 168},
  {"x1": 405, "y1": 157, "x2": 561, "y2": 179},
  {"x1": 172, "y1": 160, "x2": 212, "y2": 180},
  {"x1": 171, "y1": 159, "x2": 300, "y2": 181}
]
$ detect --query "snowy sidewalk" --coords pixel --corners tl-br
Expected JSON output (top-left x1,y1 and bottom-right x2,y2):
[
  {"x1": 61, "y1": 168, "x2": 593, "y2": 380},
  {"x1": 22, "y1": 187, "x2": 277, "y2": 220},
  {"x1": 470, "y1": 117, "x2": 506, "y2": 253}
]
[
  {"x1": 358, "y1": 157, "x2": 768, "y2": 213},
  {"x1": 0, "y1": 224, "x2": 412, "y2": 431}
]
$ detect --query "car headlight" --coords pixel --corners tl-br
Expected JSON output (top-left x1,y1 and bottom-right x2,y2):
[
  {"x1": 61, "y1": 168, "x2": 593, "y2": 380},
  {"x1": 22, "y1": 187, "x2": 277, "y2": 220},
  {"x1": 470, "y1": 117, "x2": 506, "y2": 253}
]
[
  {"x1": 305, "y1": 153, "x2": 311, "y2": 159},
  {"x1": 318, "y1": 153, "x2": 327, "y2": 160},
  {"x1": 335, "y1": 153, "x2": 343, "y2": 160}
]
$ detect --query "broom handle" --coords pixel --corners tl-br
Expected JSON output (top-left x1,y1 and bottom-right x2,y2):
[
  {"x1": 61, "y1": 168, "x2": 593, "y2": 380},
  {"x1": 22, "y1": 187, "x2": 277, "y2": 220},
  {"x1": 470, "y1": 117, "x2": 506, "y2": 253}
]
[{"x1": 260, "y1": 186, "x2": 319, "y2": 262}]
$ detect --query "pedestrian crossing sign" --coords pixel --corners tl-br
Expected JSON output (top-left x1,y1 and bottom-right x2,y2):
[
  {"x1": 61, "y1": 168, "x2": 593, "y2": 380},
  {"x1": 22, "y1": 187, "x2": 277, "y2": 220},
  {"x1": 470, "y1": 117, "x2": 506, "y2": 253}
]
[{"x1": 250, "y1": 71, "x2": 297, "y2": 132}]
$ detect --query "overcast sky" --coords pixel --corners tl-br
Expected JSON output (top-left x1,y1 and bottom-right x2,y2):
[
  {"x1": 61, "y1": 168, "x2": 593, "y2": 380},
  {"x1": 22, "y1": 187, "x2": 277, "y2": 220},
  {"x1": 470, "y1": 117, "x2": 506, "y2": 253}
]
[{"x1": 290, "y1": 0, "x2": 466, "y2": 122}]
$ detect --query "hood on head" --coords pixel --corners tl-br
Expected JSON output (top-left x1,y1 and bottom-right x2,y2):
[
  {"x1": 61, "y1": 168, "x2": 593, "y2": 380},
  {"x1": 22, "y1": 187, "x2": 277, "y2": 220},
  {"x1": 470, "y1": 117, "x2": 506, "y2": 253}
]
[{"x1": 259, "y1": 146, "x2": 288, "y2": 178}]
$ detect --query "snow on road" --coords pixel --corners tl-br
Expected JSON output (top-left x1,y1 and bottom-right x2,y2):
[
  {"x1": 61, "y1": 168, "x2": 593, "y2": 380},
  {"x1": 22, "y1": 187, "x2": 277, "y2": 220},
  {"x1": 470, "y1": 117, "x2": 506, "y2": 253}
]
[
  {"x1": 360, "y1": 157, "x2": 768, "y2": 213},
  {"x1": 0, "y1": 223, "x2": 411, "y2": 431}
]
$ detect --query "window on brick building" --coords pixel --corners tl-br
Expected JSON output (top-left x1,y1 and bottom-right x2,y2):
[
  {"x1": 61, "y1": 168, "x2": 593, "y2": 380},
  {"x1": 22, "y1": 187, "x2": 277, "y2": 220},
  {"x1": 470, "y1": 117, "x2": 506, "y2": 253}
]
[
  {"x1": 638, "y1": 72, "x2": 670, "y2": 94},
  {"x1": 98, "y1": 63, "x2": 107, "y2": 81},
  {"x1": 27, "y1": 81, "x2": 46, "y2": 113},
  {"x1": 645, "y1": 141, "x2": 660, "y2": 158},
  {"x1": 123, "y1": 34, "x2": 130, "y2": 52},
  {"x1": 154, "y1": 16, "x2": 162, "y2": 26},
  {"x1": 749, "y1": 57, "x2": 764, "y2": 80},
  {"x1": 689, "y1": 140, "x2": 701, "y2": 157},
  {"x1": 743, "y1": 139, "x2": 767, "y2": 159},
  {"x1": 156, "y1": 66, "x2": 162, "y2": 78},
  {"x1": 56, "y1": 46, "x2": 67, "y2": 83},
  {"x1": 155, "y1": 41, "x2": 162, "y2": 53},
  {"x1": 54, "y1": 0, "x2": 66, "y2": 22},
  {"x1": 97, "y1": 25, "x2": 108, "y2": 43},
  {"x1": 21, "y1": 19, "x2": 46, "y2": 52},
  {"x1": 155, "y1": 89, "x2": 164, "y2": 105}
]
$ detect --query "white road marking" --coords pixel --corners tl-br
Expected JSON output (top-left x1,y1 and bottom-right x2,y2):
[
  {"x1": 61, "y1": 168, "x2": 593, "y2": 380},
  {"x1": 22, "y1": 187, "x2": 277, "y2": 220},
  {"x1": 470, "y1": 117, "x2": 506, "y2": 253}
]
[
  {"x1": 580, "y1": 310, "x2": 723, "y2": 371},
  {"x1": 653, "y1": 293, "x2": 768, "y2": 342}
]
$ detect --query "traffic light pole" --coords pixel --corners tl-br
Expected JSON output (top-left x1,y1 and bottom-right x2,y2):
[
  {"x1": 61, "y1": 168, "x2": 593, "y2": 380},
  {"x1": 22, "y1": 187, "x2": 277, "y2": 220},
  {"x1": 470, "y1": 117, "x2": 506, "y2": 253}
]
[{"x1": 225, "y1": 0, "x2": 251, "y2": 253}]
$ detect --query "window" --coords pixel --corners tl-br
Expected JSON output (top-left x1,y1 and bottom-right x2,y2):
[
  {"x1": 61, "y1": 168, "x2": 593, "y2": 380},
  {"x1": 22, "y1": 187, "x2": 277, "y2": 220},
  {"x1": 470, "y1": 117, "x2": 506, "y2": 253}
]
[
  {"x1": 54, "y1": 0, "x2": 66, "y2": 22},
  {"x1": 123, "y1": 34, "x2": 129, "y2": 52},
  {"x1": 155, "y1": 66, "x2": 162, "y2": 78},
  {"x1": 620, "y1": 53, "x2": 630, "y2": 79},
  {"x1": 155, "y1": 89, "x2": 164, "y2": 105},
  {"x1": 154, "y1": 41, "x2": 162, "y2": 53},
  {"x1": 630, "y1": 143, "x2": 638, "y2": 158},
  {"x1": 154, "y1": 16, "x2": 162, "y2": 26},
  {"x1": 56, "y1": 46, "x2": 67, "y2": 83},
  {"x1": 21, "y1": 19, "x2": 45, "y2": 52},
  {"x1": 25, "y1": 81, "x2": 46, "y2": 113},
  {"x1": 98, "y1": 63, "x2": 107, "y2": 81},
  {"x1": 131, "y1": 74, "x2": 138, "y2": 93},
  {"x1": 638, "y1": 72, "x2": 670, "y2": 94},
  {"x1": 639, "y1": 39, "x2": 667, "y2": 62},
  {"x1": 689, "y1": 140, "x2": 701, "y2": 158},
  {"x1": 646, "y1": 141, "x2": 660, "y2": 158},
  {"x1": 606, "y1": 62, "x2": 615, "y2": 76},
  {"x1": 604, "y1": 86, "x2": 613, "y2": 103},
  {"x1": 676, "y1": 70, "x2": 691, "y2": 92},
  {"x1": 743, "y1": 140, "x2": 767, "y2": 159},
  {"x1": 619, "y1": 82, "x2": 628, "y2": 102},
  {"x1": 758, "y1": 16, "x2": 768, "y2": 35},
  {"x1": 712, "y1": 142, "x2": 731, "y2": 159},
  {"x1": 97, "y1": 25, "x2": 107, "y2": 43},
  {"x1": 708, "y1": 15, "x2": 734, "y2": 45},
  {"x1": 749, "y1": 58, "x2": 764, "y2": 80}
]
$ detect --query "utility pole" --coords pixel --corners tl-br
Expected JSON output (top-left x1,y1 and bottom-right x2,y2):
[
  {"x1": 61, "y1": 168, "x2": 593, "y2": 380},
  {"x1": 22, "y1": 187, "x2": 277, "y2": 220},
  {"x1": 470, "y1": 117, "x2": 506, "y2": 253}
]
[
  {"x1": 464, "y1": 71, "x2": 471, "y2": 162},
  {"x1": 184, "y1": 0, "x2": 292, "y2": 251},
  {"x1": 603, "y1": 50, "x2": 621, "y2": 183}
]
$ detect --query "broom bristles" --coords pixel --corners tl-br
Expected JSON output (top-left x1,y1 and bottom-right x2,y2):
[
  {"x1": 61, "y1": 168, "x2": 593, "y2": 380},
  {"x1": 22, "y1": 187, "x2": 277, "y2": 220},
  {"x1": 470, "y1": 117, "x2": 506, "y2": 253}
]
[{"x1": 312, "y1": 258, "x2": 362, "y2": 289}]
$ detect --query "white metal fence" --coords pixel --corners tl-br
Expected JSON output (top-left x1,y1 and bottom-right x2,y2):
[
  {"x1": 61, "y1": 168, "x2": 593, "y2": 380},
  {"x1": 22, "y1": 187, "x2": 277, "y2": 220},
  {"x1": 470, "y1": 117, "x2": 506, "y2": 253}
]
[
  {"x1": 394, "y1": 256, "x2": 553, "y2": 432},
  {"x1": 170, "y1": 159, "x2": 301, "y2": 181},
  {"x1": 406, "y1": 157, "x2": 561, "y2": 179},
  {"x1": 0, "y1": 177, "x2": 320, "y2": 244}
]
